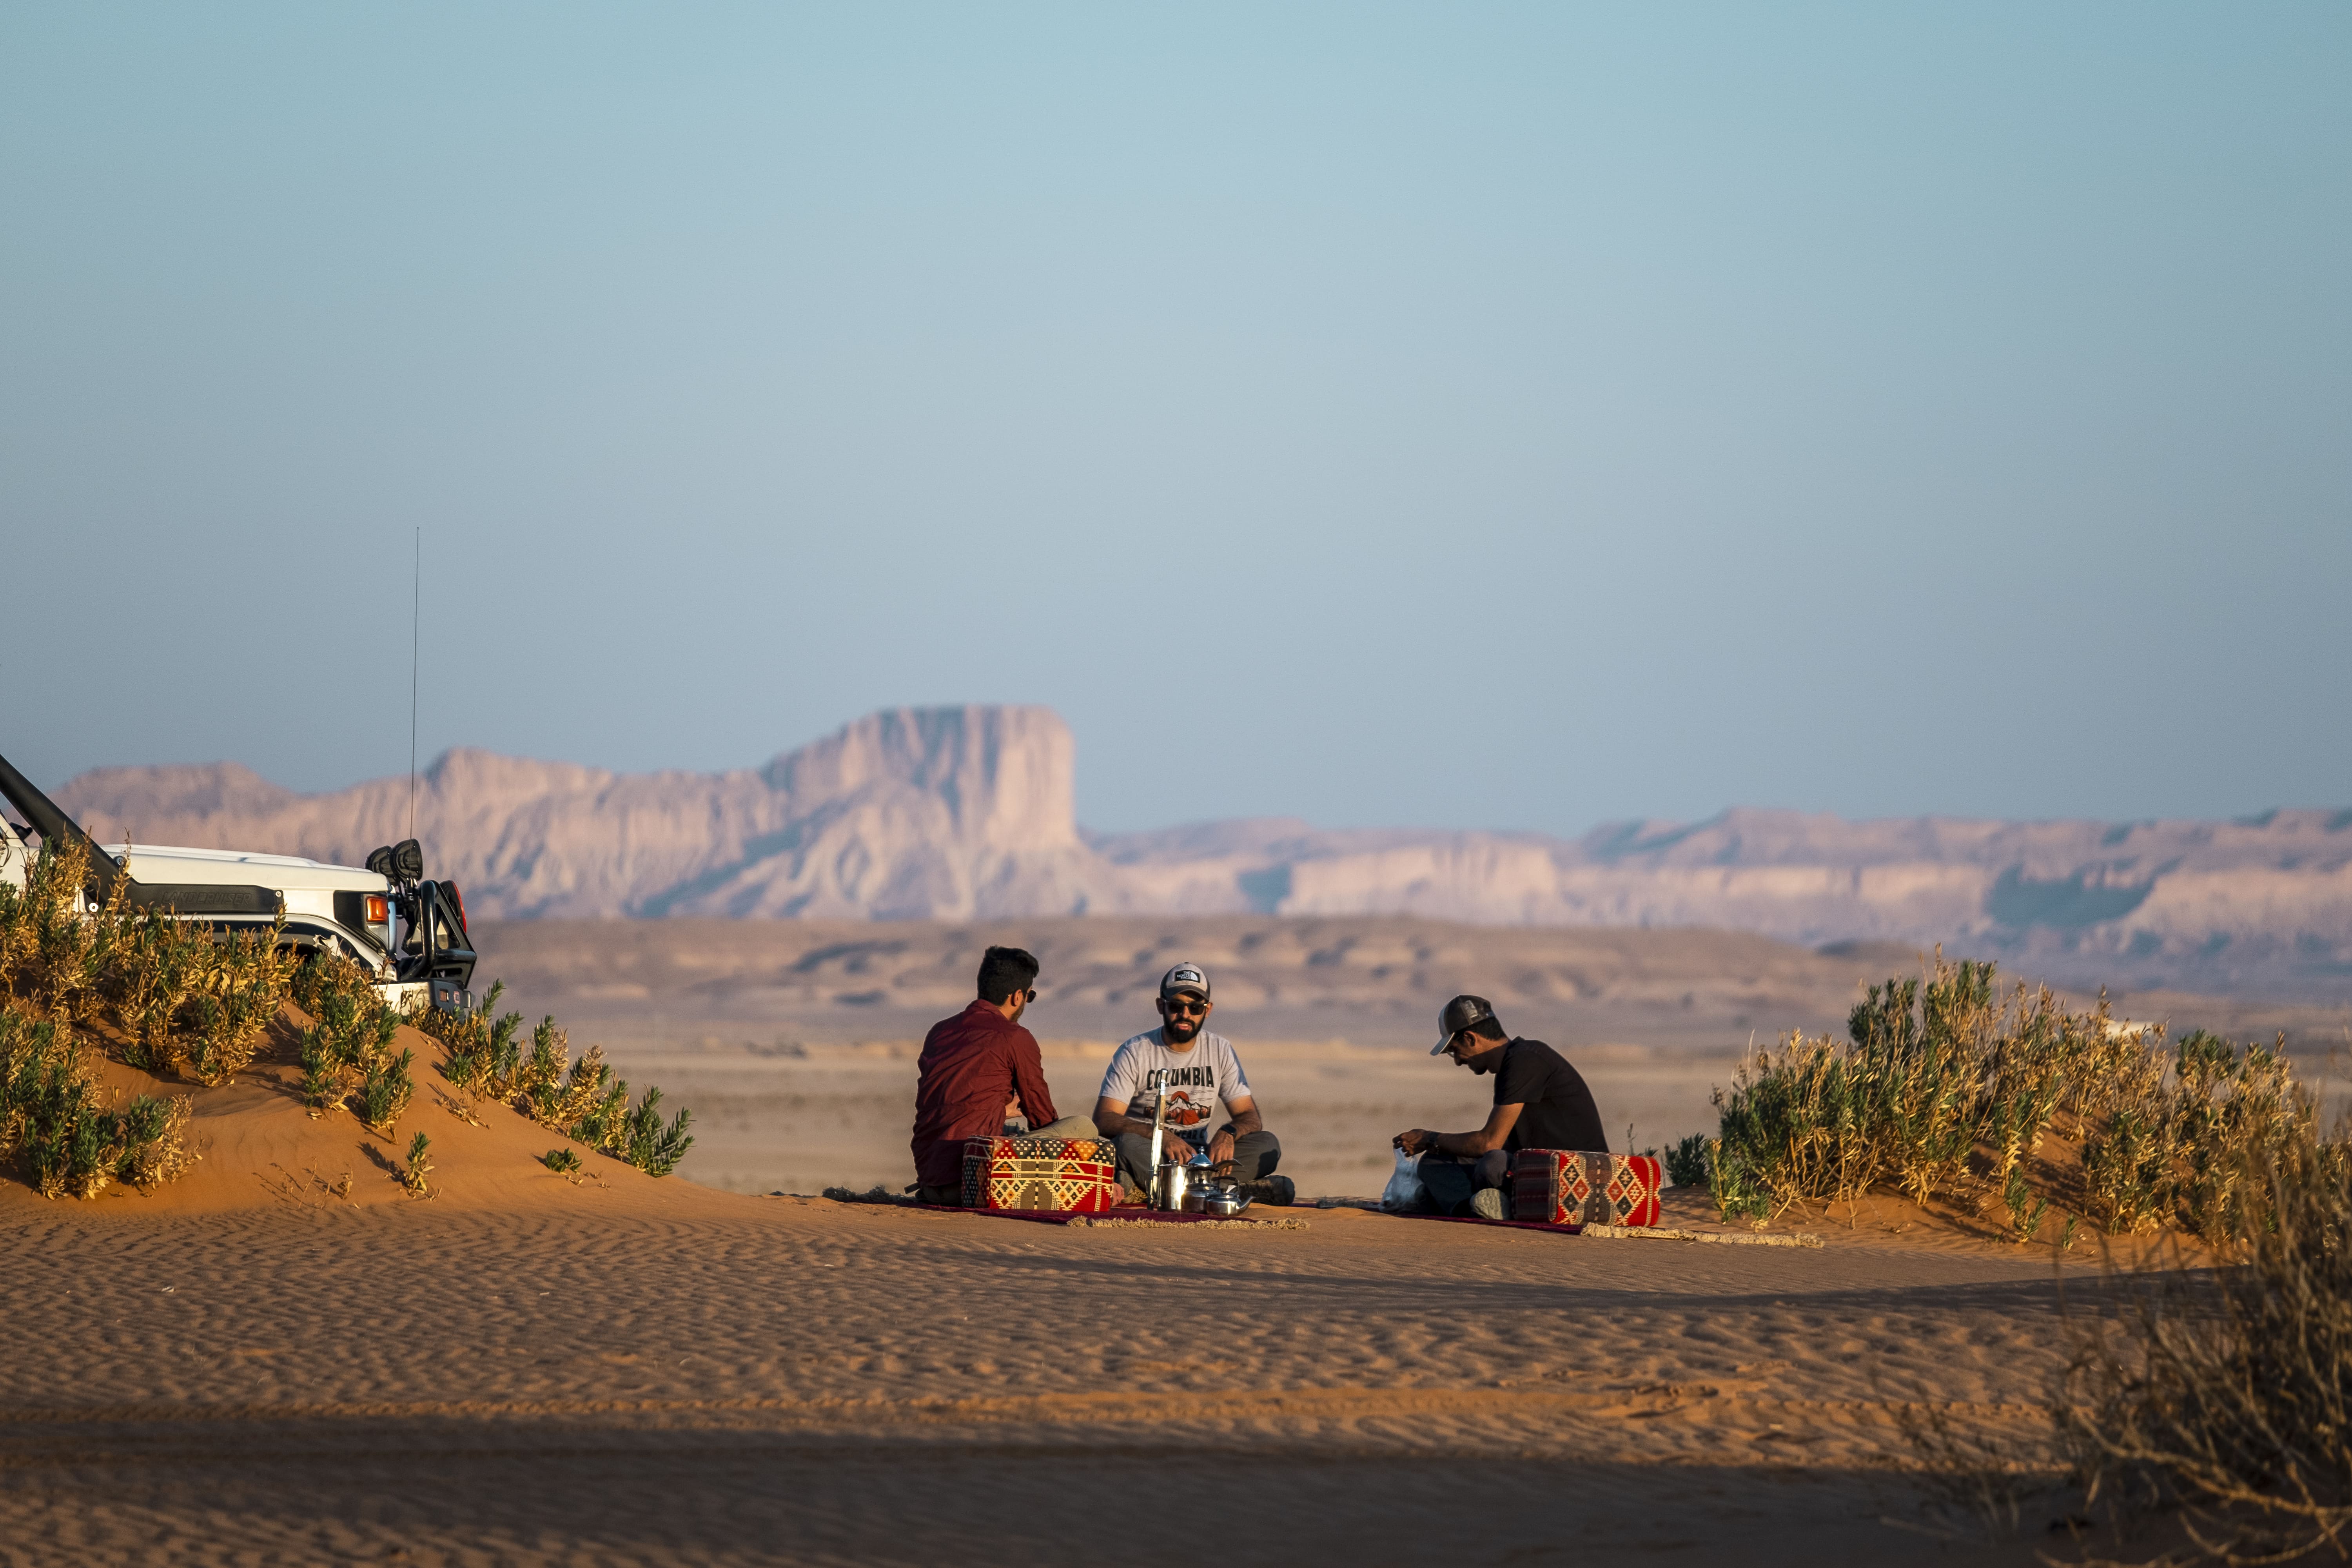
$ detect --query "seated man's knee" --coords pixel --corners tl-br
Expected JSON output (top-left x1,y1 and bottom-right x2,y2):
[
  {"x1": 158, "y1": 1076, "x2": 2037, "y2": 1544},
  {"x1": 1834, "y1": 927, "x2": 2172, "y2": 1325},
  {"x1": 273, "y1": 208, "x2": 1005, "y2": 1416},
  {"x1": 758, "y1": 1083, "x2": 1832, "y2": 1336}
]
[
  {"x1": 1472, "y1": 1149, "x2": 1510, "y2": 1188},
  {"x1": 1111, "y1": 1132, "x2": 1158, "y2": 1186}
]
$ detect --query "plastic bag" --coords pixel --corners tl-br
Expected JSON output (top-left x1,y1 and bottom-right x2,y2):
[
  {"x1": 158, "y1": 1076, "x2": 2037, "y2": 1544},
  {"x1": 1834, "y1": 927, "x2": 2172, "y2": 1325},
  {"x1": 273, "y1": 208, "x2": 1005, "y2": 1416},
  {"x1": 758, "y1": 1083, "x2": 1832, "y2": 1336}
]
[{"x1": 1380, "y1": 1147, "x2": 1426, "y2": 1212}]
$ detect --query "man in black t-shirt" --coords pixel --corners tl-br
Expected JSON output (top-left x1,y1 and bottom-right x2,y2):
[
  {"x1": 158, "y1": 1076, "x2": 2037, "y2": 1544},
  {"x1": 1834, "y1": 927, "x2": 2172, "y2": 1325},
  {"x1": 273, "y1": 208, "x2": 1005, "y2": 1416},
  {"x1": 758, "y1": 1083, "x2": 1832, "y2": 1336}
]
[{"x1": 1393, "y1": 994, "x2": 1607, "y2": 1220}]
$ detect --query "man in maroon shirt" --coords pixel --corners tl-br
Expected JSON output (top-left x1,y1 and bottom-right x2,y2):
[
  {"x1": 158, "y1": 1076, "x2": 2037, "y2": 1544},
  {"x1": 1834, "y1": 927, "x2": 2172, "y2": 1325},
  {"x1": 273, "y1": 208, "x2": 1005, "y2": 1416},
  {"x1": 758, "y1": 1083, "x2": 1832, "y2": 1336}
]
[{"x1": 910, "y1": 946, "x2": 1096, "y2": 1204}]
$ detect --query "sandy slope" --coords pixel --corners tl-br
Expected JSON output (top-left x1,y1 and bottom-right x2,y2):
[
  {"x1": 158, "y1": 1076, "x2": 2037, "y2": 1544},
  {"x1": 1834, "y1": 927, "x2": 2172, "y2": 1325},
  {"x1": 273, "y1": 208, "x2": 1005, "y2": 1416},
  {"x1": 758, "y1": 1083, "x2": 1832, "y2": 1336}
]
[
  {"x1": 16, "y1": 1008, "x2": 707, "y2": 1221},
  {"x1": 0, "y1": 980, "x2": 2195, "y2": 1563},
  {"x1": 0, "y1": 1189, "x2": 2100, "y2": 1566}
]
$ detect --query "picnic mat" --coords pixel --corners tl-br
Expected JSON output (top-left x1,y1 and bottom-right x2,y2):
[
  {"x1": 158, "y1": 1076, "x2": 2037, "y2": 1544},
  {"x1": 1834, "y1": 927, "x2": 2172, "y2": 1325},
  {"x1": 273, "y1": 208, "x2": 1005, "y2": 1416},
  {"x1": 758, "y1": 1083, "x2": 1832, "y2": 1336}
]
[
  {"x1": 918, "y1": 1204, "x2": 1307, "y2": 1230},
  {"x1": 1372, "y1": 1208, "x2": 1822, "y2": 1247}
]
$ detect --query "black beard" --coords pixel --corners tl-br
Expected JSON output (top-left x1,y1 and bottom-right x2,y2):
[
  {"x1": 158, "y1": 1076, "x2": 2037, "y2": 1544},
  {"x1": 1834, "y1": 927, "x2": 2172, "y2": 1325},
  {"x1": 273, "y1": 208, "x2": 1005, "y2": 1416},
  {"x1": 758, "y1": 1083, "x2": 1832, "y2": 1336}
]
[{"x1": 1162, "y1": 1015, "x2": 1202, "y2": 1044}]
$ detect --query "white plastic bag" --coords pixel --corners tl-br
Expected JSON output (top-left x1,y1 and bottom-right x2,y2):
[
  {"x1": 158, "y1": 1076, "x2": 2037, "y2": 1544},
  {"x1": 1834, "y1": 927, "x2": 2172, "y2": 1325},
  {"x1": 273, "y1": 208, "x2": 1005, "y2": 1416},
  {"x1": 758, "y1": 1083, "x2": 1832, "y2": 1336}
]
[{"x1": 1380, "y1": 1147, "x2": 1426, "y2": 1212}]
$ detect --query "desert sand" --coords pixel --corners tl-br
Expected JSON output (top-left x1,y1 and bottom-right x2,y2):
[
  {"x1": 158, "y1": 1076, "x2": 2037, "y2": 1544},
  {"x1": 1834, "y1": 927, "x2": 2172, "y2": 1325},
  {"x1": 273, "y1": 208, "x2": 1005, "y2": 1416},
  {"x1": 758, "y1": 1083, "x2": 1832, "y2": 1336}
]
[
  {"x1": 0, "y1": 1191, "x2": 2103, "y2": 1567},
  {"x1": 0, "y1": 919, "x2": 2274, "y2": 1564}
]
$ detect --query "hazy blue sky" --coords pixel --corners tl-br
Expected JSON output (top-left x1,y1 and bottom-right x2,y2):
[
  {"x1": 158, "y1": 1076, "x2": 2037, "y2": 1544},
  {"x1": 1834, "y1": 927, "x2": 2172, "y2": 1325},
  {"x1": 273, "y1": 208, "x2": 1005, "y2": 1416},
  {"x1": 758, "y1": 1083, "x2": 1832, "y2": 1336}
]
[{"x1": 4, "y1": 4, "x2": 2346, "y2": 836}]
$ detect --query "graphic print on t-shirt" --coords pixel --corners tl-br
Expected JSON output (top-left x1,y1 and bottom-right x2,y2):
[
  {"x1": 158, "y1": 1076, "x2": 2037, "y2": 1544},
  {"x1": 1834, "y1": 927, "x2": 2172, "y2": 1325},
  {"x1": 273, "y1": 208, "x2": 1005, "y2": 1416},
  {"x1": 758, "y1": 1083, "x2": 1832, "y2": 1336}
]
[
  {"x1": 1144, "y1": 1063, "x2": 1218, "y2": 1138},
  {"x1": 1100, "y1": 1029, "x2": 1254, "y2": 1154}
]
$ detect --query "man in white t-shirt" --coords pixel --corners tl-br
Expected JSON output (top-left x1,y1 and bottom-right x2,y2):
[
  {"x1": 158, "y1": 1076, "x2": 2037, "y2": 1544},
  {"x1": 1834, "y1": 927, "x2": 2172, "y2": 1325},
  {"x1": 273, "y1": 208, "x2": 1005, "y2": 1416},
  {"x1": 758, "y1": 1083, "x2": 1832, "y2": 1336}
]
[{"x1": 1092, "y1": 962, "x2": 1294, "y2": 1207}]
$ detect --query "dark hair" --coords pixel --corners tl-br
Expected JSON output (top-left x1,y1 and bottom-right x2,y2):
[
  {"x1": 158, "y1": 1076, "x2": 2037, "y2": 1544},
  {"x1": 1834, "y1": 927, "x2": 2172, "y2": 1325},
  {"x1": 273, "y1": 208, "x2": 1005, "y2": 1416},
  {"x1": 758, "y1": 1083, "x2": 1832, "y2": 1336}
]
[
  {"x1": 976, "y1": 946, "x2": 1040, "y2": 1005},
  {"x1": 1467, "y1": 1014, "x2": 1508, "y2": 1043}
]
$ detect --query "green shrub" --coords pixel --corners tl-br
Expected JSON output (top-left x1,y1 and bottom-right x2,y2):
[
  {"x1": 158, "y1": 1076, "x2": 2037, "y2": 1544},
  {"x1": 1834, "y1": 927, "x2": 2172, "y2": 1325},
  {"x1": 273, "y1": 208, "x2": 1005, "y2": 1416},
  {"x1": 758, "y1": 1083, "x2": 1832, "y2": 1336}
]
[
  {"x1": 1702, "y1": 954, "x2": 2318, "y2": 1239},
  {"x1": 0, "y1": 837, "x2": 295, "y2": 1087},
  {"x1": 400, "y1": 1131, "x2": 432, "y2": 1196},
  {"x1": 0, "y1": 1004, "x2": 192, "y2": 1200},
  {"x1": 1663, "y1": 1133, "x2": 1710, "y2": 1189},
  {"x1": 419, "y1": 981, "x2": 693, "y2": 1178},
  {"x1": 292, "y1": 954, "x2": 411, "y2": 1133}
]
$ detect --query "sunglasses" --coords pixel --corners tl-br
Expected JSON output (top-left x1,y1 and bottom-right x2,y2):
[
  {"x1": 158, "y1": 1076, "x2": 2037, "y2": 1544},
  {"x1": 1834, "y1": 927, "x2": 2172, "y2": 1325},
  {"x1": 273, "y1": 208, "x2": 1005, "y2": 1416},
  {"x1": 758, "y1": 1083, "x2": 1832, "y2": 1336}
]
[{"x1": 1161, "y1": 996, "x2": 1207, "y2": 1015}]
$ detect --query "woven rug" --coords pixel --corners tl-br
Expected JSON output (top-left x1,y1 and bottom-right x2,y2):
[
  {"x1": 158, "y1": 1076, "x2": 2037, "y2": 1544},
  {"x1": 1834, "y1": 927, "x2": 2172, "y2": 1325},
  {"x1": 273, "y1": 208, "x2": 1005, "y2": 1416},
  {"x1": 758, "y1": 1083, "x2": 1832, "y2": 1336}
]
[
  {"x1": 1380, "y1": 1210, "x2": 1588, "y2": 1236},
  {"x1": 916, "y1": 1204, "x2": 1299, "y2": 1229}
]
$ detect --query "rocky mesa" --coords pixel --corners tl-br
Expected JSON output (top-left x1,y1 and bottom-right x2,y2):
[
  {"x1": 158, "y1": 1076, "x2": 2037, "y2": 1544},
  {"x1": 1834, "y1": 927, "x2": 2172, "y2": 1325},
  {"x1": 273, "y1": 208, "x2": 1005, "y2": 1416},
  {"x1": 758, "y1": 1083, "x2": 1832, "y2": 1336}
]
[{"x1": 49, "y1": 704, "x2": 2352, "y2": 998}]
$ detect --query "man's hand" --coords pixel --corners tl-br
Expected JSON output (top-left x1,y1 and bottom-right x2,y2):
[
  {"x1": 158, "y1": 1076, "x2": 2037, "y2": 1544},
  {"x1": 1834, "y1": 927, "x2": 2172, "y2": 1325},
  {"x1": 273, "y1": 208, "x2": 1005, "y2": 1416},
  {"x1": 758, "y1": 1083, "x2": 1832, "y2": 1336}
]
[
  {"x1": 1394, "y1": 1129, "x2": 1437, "y2": 1155},
  {"x1": 1207, "y1": 1129, "x2": 1237, "y2": 1168}
]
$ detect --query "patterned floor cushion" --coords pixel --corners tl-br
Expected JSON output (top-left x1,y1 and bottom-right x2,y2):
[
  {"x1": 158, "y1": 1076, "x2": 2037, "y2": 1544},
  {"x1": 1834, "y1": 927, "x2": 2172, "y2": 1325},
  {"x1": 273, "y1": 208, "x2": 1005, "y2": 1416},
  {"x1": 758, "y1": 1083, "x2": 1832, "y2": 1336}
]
[
  {"x1": 1511, "y1": 1149, "x2": 1665, "y2": 1228},
  {"x1": 960, "y1": 1135, "x2": 1123, "y2": 1212}
]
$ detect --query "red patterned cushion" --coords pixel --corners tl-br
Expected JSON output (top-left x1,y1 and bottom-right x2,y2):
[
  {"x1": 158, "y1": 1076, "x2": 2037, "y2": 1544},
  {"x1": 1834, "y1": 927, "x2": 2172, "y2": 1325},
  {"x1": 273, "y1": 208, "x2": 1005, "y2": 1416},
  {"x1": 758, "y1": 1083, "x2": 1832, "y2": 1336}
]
[
  {"x1": 960, "y1": 1136, "x2": 1122, "y2": 1212},
  {"x1": 1511, "y1": 1149, "x2": 1664, "y2": 1228}
]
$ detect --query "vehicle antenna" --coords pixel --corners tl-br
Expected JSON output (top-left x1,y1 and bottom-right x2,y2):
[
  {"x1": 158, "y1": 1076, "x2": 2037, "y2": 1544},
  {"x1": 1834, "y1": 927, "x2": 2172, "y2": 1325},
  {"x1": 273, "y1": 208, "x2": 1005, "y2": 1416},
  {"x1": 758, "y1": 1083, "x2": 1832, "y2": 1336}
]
[{"x1": 409, "y1": 526, "x2": 420, "y2": 842}]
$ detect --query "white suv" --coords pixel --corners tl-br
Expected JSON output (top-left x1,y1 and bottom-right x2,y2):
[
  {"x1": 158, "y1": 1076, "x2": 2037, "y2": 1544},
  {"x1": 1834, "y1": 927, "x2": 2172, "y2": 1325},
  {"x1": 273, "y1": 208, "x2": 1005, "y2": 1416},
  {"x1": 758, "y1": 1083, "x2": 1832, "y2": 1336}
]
[{"x1": 0, "y1": 752, "x2": 476, "y2": 1012}]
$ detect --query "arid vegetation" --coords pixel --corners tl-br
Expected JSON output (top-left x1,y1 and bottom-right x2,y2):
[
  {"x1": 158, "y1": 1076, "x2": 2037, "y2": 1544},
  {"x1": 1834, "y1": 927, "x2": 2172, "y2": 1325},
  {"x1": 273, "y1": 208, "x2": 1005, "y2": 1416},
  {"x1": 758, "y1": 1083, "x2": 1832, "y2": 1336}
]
[
  {"x1": 2056, "y1": 1137, "x2": 2352, "y2": 1564},
  {"x1": 0, "y1": 839, "x2": 210, "y2": 1198},
  {"x1": 1703, "y1": 954, "x2": 2350, "y2": 1561},
  {"x1": 290, "y1": 953, "x2": 414, "y2": 1134},
  {"x1": 1702, "y1": 955, "x2": 2321, "y2": 1245},
  {"x1": 418, "y1": 980, "x2": 693, "y2": 1176},
  {"x1": 1, "y1": 839, "x2": 294, "y2": 1089},
  {"x1": 0, "y1": 833, "x2": 691, "y2": 1198}
]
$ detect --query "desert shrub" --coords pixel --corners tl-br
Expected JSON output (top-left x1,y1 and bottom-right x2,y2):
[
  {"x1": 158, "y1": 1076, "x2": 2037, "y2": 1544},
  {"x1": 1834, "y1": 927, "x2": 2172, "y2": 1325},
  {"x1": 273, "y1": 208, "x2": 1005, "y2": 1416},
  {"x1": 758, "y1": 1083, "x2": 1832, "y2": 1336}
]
[
  {"x1": 182, "y1": 925, "x2": 298, "y2": 1086},
  {"x1": 616, "y1": 1085, "x2": 694, "y2": 1176},
  {"x1": 0, "y1": 835, "x2": 296, "y2": 1088},
  {"x1": 2058, "y1": 1131, "x2": 2352, "y2": 1562},
  {"x1": 108, "y1": 904, "x2": 213, "y2": 1073},
  {"x1": 291, "y1": 953, "x2": 412, "y2": 1132},
  {"x1": 0, "y1": 1003, "x2": 192, "y2": 1200},
  {"x1": 419, "y1": 982, "x2": 692, "y2": 1177},
  {"x1": 401, "y1": 1131, "x2": 432, "y2": 1197},
  {"x1": 1663, "y1": 1133, "x2": 1710, "y2": 1189},
  {"x1": 0, "y1": 838, "x2": 111, "y2": 1022},
  {"x1": 423, "y1": 980, "x2": 524, "y2": 1099},
  {"x1": 1704, "y1": 955, "x2": 2317, "y2": 1239},
  {"x1": 542, "y1": 1146, "x2": 581, "y2": 1174}
]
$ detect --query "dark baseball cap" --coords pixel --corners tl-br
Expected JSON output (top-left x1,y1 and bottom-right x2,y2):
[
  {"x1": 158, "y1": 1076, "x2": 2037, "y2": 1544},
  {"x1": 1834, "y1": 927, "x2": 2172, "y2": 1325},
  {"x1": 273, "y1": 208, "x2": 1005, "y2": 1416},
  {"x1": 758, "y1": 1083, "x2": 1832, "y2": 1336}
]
[
  {"x1": 1430, "y1": 994, "x2": 1499, "y2": 1055},
  {"x1": 1159, "y1": 962, "x2": 1210, "y2": 1001}
]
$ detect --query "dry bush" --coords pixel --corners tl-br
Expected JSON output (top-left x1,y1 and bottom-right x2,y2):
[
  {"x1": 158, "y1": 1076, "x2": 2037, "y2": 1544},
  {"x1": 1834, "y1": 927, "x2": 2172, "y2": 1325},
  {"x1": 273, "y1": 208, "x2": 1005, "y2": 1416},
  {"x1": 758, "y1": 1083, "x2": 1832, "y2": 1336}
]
[
  {"x1": 1705, "y1": 954, "x2": 2316, "y2": 1243},
  {"x1": 2058, "y1": 1133, "x2": 2352, "y2": 1564}
]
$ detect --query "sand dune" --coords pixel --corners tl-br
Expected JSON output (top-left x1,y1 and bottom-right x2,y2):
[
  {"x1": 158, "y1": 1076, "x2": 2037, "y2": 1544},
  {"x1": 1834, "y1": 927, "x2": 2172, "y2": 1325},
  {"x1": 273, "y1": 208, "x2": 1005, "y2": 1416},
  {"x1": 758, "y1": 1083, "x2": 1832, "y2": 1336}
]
[
  {"x1": 0, "y1": 922, "x2": 2310, "y2": 1562},
  {"x1": 1, "y1": 1183, "x2": 2096, "y2": 1565}
]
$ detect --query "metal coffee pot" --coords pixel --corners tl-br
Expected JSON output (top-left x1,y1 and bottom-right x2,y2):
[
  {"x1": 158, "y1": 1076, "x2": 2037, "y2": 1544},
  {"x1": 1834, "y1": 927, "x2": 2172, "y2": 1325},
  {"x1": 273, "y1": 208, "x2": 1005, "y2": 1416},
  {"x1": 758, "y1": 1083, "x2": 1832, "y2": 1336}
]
[{"x1": 1160, "y1": 1150, "x2": 1211, "y2": 1212}]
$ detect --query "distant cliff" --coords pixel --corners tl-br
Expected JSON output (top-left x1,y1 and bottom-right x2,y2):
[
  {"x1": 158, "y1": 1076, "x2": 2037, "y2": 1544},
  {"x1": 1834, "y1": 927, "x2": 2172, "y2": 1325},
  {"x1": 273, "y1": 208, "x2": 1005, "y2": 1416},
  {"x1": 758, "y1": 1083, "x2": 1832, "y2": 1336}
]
[{"x1": 49, "y1": 704, "x2": 2352, "y2": 997}]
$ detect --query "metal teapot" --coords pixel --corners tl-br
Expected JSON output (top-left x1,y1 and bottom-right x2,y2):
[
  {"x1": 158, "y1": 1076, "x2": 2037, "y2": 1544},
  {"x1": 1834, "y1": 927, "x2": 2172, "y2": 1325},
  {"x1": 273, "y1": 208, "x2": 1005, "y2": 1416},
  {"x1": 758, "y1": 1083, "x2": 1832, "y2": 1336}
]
[{"x1": 1160, "y1": 1149, "x2": 1212, "y2": 1211}]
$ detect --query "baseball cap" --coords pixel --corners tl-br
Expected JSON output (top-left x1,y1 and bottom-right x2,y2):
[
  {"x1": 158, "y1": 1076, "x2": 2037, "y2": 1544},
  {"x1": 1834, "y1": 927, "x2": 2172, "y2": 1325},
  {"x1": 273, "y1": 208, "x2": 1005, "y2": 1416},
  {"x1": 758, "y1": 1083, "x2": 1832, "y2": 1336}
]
[
  {"x1": 1159, "y1": 962, "x2": 1210, "y2": 1001},
  {"x1": 1430, "y1": 994, "x2": 1499, "y2": 1055}
]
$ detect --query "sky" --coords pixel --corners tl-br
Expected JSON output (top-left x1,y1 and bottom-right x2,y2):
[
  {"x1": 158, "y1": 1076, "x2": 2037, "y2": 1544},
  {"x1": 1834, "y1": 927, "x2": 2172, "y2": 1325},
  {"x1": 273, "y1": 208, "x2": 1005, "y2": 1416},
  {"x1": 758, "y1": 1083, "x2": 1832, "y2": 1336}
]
[{"x1": 3, "y1": 3, "x2": 2347, "y2": 838}]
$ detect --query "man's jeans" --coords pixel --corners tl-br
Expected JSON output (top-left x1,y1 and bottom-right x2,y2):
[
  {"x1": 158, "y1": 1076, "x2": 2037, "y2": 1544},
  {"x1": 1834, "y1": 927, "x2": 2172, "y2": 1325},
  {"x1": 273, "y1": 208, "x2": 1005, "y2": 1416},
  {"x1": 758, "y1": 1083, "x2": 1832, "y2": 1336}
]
[
  {"x1": 1112, "y1": 1123, "x2": 1282, "y2": 1192},
  {"x1": 1415, "y1": 1151, "x2": 1509, "y2": 1217}
]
